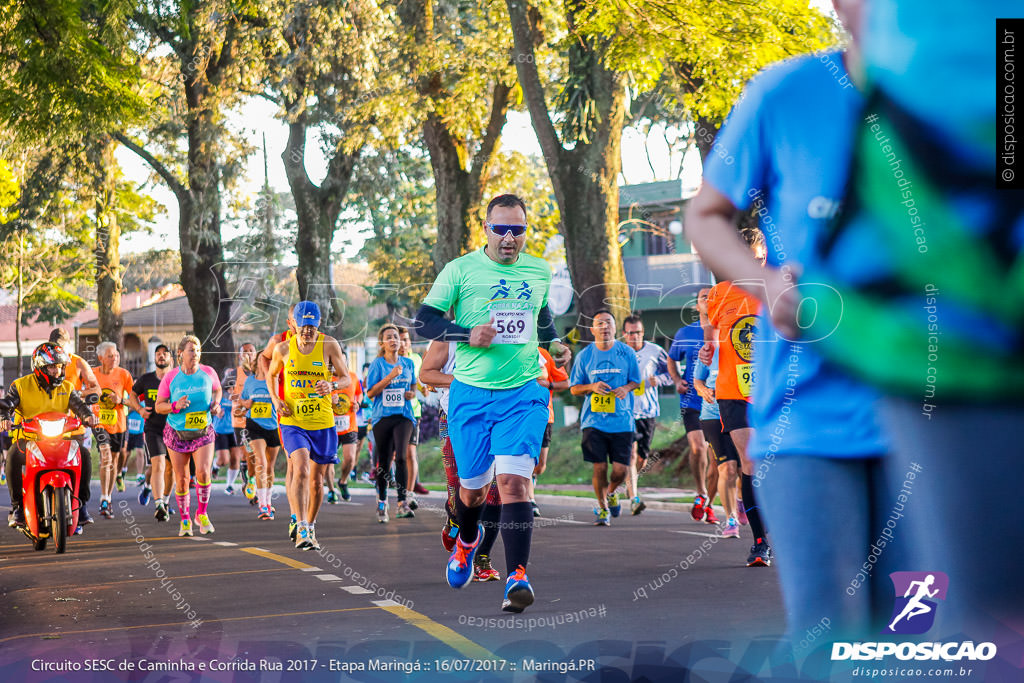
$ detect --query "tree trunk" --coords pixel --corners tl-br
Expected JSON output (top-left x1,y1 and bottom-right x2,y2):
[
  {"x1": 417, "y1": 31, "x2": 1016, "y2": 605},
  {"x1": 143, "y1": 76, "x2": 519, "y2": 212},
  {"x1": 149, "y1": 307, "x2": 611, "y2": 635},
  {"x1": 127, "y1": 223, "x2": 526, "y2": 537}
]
[
  {"x1": 506, "y1": 0, "x2": 631, "y2": 333},
  {"x1": 89, "y1": 137, "x2": 123, "y2": 345},
  {"x1": 423, "y1": 115, "x2": 474, "y2": 271},
  {"x1": 284, "y1": 119, "x2": 358, "y2": 340},
  {"x1": 180, "y1": 88, "x2": 235, "y2": 377},
  {"x1": 399, "y1": 0, "x2": 512, "y2": 274},
  {"x1": 15, "y1": 233, "x2": 23, "y2": 374}
]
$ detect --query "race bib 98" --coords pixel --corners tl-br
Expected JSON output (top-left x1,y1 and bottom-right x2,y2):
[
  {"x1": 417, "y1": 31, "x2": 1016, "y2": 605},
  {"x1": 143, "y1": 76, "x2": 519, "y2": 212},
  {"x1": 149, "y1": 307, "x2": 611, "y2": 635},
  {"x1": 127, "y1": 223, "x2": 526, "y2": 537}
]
[
  {"x1": 491, "y1": 310, "x2": 533, "y2": 344},
  {"x1": 736, "y1": 363, "x2": 755, "y2": 398}
]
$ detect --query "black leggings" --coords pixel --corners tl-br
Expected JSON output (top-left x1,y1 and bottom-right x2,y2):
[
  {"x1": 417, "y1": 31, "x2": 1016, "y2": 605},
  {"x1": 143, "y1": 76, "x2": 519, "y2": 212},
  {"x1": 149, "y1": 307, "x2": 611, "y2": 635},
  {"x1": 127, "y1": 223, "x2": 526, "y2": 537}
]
[{"x1": 372, "y1": 416, "x2": 414, "y2": 503}]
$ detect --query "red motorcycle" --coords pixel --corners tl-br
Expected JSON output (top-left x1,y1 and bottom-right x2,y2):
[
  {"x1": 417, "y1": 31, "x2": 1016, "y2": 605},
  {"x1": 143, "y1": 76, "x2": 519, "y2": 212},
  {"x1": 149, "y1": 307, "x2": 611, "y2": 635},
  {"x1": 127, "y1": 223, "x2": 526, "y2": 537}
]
[{"x1": 13, "y1": 411, "x2": 84, "y2": 553}]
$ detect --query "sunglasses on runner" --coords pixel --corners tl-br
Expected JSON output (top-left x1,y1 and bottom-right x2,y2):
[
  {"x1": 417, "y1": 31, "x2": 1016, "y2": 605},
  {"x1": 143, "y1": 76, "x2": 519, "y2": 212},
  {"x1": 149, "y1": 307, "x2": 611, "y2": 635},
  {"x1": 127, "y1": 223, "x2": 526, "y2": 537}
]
[{"x1": 486, "y1": 223, "x2": 527, "y2": 237}]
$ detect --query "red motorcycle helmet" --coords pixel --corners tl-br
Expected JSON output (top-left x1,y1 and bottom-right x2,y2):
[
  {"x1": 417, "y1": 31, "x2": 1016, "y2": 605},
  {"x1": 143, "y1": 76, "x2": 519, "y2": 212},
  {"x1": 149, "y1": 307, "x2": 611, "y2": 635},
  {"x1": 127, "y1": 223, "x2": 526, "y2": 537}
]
[{"x1": 32, "y1": 342, "x2": 71, "y2": 392}]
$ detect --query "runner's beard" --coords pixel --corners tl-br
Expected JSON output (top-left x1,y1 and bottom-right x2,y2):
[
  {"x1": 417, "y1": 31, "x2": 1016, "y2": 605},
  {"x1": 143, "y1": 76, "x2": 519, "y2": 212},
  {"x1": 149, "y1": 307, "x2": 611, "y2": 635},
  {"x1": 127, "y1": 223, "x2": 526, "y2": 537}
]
[{"x1": 155, "y1": 360, "x2": 170, "y2": 369}]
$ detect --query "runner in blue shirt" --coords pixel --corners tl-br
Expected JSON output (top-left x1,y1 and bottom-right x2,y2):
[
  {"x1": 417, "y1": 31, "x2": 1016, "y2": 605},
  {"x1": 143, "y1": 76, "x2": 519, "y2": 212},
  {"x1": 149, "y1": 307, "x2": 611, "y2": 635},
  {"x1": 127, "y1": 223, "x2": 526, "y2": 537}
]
[
  {"x1": 685, "y1": 0, "x2": 900, "y2": 639},
  {"x1": 569, "y1": 310, "x2": 641, "y2": 526},
  {"x1": 666, "y1": 292, "x2": 715, "y2": 523}
]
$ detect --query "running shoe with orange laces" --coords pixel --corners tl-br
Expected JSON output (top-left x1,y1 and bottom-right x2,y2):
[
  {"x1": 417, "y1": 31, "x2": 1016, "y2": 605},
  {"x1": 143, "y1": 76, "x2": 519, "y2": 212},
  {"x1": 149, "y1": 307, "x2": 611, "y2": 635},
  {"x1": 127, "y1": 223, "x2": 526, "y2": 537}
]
[
  {"x1": 446, "y1": 523, "x2": 483, "y2": 589},
  {"x1": 502, "y1": 565, "x2": 534, "y2": 613}
]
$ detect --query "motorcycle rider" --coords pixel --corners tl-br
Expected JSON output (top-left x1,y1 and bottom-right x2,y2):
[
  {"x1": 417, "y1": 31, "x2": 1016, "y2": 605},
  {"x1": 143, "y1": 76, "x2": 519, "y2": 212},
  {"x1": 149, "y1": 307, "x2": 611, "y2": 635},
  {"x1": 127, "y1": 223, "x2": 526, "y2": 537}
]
[{"x1": 2, "y1": 343, "x2": 107, "y2": 528}]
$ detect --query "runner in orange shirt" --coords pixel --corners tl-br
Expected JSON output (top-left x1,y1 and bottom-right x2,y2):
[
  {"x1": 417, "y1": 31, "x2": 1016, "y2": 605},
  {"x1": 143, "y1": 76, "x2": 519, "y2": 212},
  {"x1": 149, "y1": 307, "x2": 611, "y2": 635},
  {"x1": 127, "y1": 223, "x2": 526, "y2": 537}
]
[
  {"x1": 327, "y1": 349, "x2": 361, "y2": 503},
  {"x1": 92, "y1": 341, "x2": 135, "y2": 518},
  {"x1": 701, "y1": 230, "x2": 771, "y2": 565},
  {"x1": 531, "y1": 348, "x2": 568, "y2": 517}
]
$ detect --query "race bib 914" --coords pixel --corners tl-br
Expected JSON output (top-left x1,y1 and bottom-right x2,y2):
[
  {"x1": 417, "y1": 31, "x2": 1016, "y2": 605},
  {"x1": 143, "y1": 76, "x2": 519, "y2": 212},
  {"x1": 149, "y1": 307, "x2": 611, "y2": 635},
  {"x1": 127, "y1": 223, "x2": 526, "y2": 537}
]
[{"x1": 590, "y1": 393, "x2": 616, "y2": 413}]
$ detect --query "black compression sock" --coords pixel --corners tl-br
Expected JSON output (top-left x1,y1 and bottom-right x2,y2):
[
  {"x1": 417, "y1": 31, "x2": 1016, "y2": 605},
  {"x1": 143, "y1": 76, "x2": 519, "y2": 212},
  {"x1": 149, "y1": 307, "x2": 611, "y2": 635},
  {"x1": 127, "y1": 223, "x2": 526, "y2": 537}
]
[
  {"x1": 500, "y1": 501, "x2": 534, "y2": 574},
  {"x1": 740, "y1": 473, "x2": 767, "y2": 542},
  {"x1": 455, "y1": 495, "x2": 484, "y2": 544},
  {"x1": 480, "y1": 503, "x2": 501, "y2": 556}
]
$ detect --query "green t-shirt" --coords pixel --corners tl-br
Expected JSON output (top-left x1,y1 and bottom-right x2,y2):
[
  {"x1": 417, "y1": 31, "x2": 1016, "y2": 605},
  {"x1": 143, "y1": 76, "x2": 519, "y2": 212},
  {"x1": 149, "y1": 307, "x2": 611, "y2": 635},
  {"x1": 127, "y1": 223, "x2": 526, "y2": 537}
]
[
  {"x1": 407, "y1": 351, "x2": 423, "y2": 418},
  {"x1": 422, "y1": 248, "x2": 551, "y2": 390}
]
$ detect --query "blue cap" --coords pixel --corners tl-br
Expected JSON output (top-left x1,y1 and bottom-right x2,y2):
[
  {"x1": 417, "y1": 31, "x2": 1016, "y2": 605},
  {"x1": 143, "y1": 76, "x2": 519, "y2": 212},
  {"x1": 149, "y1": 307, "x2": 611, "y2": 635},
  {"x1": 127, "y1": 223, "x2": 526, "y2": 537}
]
[{"x1": 293, "y1": 300, "x2": 321, "y2": 328}]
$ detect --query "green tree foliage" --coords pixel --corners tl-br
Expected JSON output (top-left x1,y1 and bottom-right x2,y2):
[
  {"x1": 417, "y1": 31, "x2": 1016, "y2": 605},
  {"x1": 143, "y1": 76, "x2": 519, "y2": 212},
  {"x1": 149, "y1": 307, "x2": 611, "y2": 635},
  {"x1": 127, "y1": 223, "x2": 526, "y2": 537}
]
[
  {"x1": 259, "y1": 0, "x2": 387, "y2": 337},
  {"x1": 352, "y1": 146, "x2": 437, "y2": 322},
  {"x1": 121, "y1": 248, "x2": 183, "y2": 292},
  {"x1": 390, "y1": 0, "x2": 518, "y2": 271},
  {"x1": 120, "y1": 0, "x2": 271, "y2": 373},
  {"x1": 0, "y1": 160, "x2": 93, "y2": 370}
]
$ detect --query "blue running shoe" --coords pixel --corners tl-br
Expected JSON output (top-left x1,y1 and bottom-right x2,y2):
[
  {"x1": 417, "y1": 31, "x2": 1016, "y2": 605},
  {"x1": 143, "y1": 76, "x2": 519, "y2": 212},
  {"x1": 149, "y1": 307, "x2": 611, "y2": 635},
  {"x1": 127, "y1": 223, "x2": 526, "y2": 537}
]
[
  {"x1": 608, "y1": 493, "x2": 621, "y2": 517},
  {"x1": 501, "y1": 565, "x2": 535, "y2": 613},
  {"x1": 446, "y1": 523, "x2": 483, "y2": 589},
  {"x1": 138, "y1": 486, "x2": 152, "y2": 507}
]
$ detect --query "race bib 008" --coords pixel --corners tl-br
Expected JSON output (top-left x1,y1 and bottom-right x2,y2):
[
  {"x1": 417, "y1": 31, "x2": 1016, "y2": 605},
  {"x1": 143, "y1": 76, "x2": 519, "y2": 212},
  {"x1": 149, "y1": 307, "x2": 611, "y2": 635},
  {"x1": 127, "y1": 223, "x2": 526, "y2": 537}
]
[{"x1": 382, "y1": 388, "x2": 404, "y2": 408}]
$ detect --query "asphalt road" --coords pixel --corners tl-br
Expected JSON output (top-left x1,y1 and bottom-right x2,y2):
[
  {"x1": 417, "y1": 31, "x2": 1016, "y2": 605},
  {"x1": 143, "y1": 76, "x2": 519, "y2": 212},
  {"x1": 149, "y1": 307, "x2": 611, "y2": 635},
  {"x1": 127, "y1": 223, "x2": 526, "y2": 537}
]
[{"x1": 0, "y1": 482, "x2": 793, "y2": 681}]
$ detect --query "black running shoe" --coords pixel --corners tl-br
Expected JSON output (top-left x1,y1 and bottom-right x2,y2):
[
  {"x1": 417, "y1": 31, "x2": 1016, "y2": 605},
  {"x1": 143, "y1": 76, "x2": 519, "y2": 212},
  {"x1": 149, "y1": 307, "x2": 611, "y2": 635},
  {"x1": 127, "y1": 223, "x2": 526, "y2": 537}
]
[{"x1": 746, "y1": 539, "x2": 773, "y2": 567}]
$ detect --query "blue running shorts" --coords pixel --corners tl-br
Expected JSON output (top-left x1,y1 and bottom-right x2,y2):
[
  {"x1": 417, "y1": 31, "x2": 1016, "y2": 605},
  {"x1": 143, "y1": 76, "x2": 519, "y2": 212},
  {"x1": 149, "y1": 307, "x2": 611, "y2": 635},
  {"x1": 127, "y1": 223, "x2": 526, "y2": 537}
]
[{"x1": 446, "y1": 379, "x2": 549, "y2": 481}]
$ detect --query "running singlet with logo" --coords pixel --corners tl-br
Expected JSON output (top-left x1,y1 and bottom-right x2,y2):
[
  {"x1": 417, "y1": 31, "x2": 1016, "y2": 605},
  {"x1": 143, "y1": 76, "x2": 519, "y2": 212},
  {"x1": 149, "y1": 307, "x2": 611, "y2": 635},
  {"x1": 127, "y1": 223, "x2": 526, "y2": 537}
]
[
  {"x1": 569, "y1": 340, "x2": 641, "y2": 434},
  {"x1": 92, "y1": 366, "x2": 134, "y2": 433},
  {"x1": 707, "y1": 281, "x2": 759, "y2": 403},
  {"x1": 333, "y1": 370, "x2": 361, "y2": 435},
  {"x1": 241, "y1": 373, "x2": 278, "y2": 431},
  {"x1": 158, "y1": 366, "x2": 220, "y2": 432},
  {"x1": 422, "y1": 248, "x2": 551, "y2": 390},
  {"x1": 280, "y1": 333, "x2": 333, "y2": 430}
]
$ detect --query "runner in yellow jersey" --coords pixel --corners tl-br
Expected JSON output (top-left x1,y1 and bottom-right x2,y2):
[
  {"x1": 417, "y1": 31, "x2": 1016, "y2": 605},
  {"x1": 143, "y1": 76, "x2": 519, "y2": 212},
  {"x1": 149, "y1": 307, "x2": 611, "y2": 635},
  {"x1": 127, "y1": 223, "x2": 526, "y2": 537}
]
[{"x1": 267, "y1": 301, "x2": 350, "y2": 551}]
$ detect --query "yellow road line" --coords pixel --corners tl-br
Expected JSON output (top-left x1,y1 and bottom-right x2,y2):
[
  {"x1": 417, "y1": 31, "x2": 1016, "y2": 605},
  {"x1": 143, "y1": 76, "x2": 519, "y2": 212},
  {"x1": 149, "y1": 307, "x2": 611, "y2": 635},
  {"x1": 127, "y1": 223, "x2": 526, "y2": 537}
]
[
  {"x1": 5, "y1": 568, "x2": 289, "y2": 596},
  {"x1": 0, "y1": 607, "x2": 378, "y2": 644},
  {"x1": 241, "y1": 546, "x2": 316, "y2": 570},
  {"x1": 0, "y1": 536, "x2": 181, "y2": 551},
  {"x1": 374, "y1": 603, "x2": 496, "y2": 659}
]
